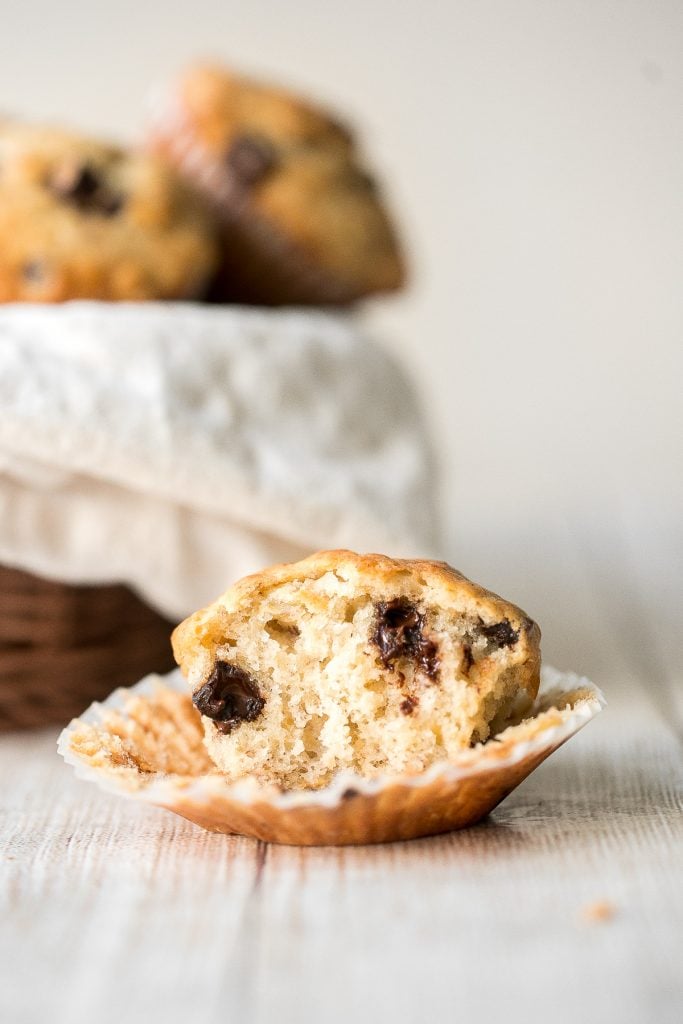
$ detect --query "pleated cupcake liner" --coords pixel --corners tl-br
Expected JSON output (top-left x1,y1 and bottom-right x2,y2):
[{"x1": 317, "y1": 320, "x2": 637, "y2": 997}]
[{"x1": 58, "y1": 665, "x2": 605, "y2": 846}]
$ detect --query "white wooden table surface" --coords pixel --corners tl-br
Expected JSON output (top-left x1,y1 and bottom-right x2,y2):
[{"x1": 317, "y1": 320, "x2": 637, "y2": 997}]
[{"x1": 1, "y1": 558, "x2": 682, "y2": 1024}]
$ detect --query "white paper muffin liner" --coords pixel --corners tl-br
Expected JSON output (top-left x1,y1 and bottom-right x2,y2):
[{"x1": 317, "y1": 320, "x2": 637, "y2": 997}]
[{"x1": 58, "y1": 666, "x2": 604, "y2": 846}]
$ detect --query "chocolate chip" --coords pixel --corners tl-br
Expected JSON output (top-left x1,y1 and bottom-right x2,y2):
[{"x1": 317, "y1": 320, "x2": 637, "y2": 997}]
[
  {"x1": 97, "y1": 191, "x2": 124, "y2": 216},
  {"x1": 226, "y1": 134, "x2": 278, "y2": 186},
  {"x1": 193, "y1": 661, "x2": 265, "y2": 734},
  {"x1": 341, "y1": 787, "x2": 359, "y2": 800},
  {"x1": 479, "y1": 619, "x2": 519, "y2": 649},
  {"x1": 22, "y1": 260, "x2": 46, "y2": 284},
  {"x1": 399, "y1": 695, "x2": 419, "y2": 715},
  {"x1": 71, "y1": 166, "x2": 99, "y2": 199},
  {"x1": 371, "y1": 598, "x2": 440, "y2": 680},
  {"x1": 49, "y1": 163, "x2": 124, "y2": 216}
]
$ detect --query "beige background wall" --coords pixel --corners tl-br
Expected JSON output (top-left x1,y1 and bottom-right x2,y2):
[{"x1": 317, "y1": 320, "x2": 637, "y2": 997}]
[{"x1": 2, "y1": 1, "x2": 681, "y2": 673}]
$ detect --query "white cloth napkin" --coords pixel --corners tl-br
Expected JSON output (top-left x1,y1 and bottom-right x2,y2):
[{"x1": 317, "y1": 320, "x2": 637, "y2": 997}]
[{"x1": 0, "y1": 303, "x2": 436, "y2": 619}]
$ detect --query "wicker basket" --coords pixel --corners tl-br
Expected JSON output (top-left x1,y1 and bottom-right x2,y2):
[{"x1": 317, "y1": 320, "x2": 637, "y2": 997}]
[{"x1": 0, "y1": 565, "x2": 176, "y2": 731}]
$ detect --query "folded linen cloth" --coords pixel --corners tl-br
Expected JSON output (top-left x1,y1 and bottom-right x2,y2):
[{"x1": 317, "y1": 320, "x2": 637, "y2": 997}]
[{"x1": 0, "y1": 303, "x2": 436, "y2": 620}]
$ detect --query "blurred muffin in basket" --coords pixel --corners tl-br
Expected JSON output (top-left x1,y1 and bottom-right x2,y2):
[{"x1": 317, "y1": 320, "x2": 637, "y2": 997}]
[
  {"x1": 147, "y1": 63, "x2": 406, "y2": 305},
  {"x1": 0, "y1": 121, "x2": 219, "y2": 302}
]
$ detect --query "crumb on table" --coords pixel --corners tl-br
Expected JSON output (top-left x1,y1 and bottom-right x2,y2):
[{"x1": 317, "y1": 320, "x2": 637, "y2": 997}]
[{"x1": 580, "y1": 899, "x2": 617, "y2": 924}]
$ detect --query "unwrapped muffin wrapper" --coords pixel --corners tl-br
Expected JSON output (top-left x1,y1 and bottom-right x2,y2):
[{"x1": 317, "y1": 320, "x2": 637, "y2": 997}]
[{"x1": 58, "y1": 666, "x2": 604, "y2": 846}]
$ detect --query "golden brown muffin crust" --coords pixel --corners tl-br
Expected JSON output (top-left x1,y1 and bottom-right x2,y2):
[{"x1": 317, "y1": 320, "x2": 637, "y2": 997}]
[
  {"x1": 174, "y1": 549, "x2": 540, "y2": 677},
  {"x1": 0, "y1": 122, "x2": 218, "y2": 302}
]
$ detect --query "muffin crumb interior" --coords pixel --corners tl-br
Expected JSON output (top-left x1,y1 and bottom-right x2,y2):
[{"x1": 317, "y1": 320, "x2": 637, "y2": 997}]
[{"x1": 181, "y1": 565, "x2": 538, "y2": 789}]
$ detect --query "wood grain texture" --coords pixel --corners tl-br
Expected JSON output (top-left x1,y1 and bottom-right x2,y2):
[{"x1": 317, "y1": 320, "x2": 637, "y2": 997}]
[{"x1": 1, "y1": 665, "x2": 681, "y2": 1024}]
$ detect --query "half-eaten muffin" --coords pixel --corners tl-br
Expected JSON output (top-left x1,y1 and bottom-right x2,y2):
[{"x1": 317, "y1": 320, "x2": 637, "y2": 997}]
[{"x1": 172, "y1": 550, "x2": 541, "y2": 789}]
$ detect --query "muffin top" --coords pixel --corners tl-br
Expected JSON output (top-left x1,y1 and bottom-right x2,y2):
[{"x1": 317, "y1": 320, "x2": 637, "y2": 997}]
[
  {"x1": 0, "y1": 121, "x2": 218, "y2": 301},
  {"x1": 149, "y1": 64, "x2": 406, "y2": 304}
]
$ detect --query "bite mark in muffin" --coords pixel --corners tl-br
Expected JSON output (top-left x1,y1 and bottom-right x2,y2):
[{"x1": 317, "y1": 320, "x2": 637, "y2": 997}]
[{"x1": 173, "y1": 551, "x2": 541, "y2": 789}]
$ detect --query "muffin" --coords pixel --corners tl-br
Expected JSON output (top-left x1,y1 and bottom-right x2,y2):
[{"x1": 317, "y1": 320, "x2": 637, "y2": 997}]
[
  {"x1": 0, "y1": 121, "x2": 218, "y2": 301},
  {"x1": 147, "y1": 64, "x2": 406, "y2": 305},
  {"x1": 172, "y1": 550, "x2": 541, "y2": 789}
]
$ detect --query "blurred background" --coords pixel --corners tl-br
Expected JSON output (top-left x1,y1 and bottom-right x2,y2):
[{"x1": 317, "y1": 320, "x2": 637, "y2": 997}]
[{"x1": 1, "y1": 0, "x2": 680, "y2": 681}]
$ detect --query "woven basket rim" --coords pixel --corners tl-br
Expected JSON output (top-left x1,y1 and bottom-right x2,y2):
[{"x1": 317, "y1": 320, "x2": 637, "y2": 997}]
[{"x1": 0, "y1": 564, "x2": 176, "y2": 731}]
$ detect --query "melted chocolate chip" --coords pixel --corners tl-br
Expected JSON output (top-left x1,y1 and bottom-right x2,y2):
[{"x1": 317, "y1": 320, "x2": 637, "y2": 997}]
[
  {"x1": 371, "y1": 598, "x2": 440, "y2": 680},
  {"x1": 341, "y1": 787, "x2": 359, "y2": 800},
  {"x1": 226, "y1": 135, "x2": 278, "y2": 186},
  {"x1": 399, "y1": 694, "x2": 419, "y2": 716},
  {"x1": 49, "y1": 163, "x2": 123, "y2": 216},
  {"x1": 461, "y1": 643, "x2": 474, "y2": 673},
  {"x1": 479, "y1": 619, "x2": 519, "y2": 649},
  {"x1": 193, "y1": 661, "x2": 265, "y2": 734}
]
